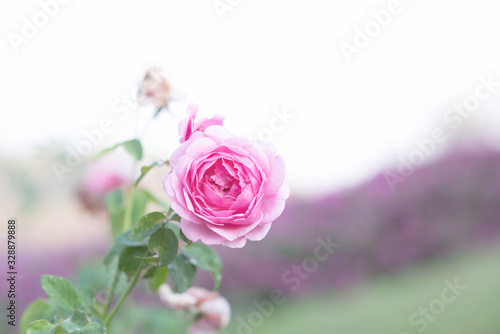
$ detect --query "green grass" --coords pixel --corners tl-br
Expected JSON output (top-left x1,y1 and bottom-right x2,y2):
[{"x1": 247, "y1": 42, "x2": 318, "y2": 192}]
[{"x1": 223, "y1": 245, "x2": 500, "y2": 334}]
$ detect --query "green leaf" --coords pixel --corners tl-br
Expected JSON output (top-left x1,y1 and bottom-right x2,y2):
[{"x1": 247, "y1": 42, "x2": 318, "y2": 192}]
[
  {"x1": 179, "y1": 229, "x2": 192, "y2": 245},
  {"x1": 20, "y1": 299, "x2": 57, "y2": 334},
  {"x1": 109, "y1": 189, "x2": 153, "y2": 239},
  {"x1": 25, "y1": 319, "x2": 55, "y2": 334},
  {"x1": 94, "y1": 144, "x2": 119, "y2": 161},
  {"x1": 104, "y1": 230, "x2": 147, "y2": 266},
  {"x1": 118, "y1": 246, "x2": 148, "y2": 277},
  {"x1": 109, "y1": 206, "x2": 125, "y2": 239},
  {"x1": 166, "y1": 224, "x2": 191, "y2": 245},
  {"x1": 133, "y1": 255, "x2": 159, "y2": 264},
  {"x1": 104, "y1": 189, "x2": 124, "y2": 213},
  {"x1": 183, "y1": 243, "x2": 222, "y2": 290},
  {"x1": 116, "y1": 229, "x2": 145, "y2": 246},
  {"x1": 167, "y1": 254, "x2": 196, "y2": 293},
  {"x1": 104, "y1": 243, "x2": 126, "y2": 268},
  {"x1": 167, "y1": 223, "x2": 180, "y2": 236},
  {"x1": 130, "y1": 212, "x2": 165, "y2": 240},
  {"x1": 149, "y1": 267, "x2": 169, "y2": 292},
  {"x1": 20, "y1": 300, "x2": 72, "y2": 334},
  {"x1": 148, "y1": 227, "x2": 178, "y2": 266},
  {"x1": 76, "y1": 286, "x2": 94, "y2": 314},
  {"x1": 94, "y1": 139, "x2": 142, "y2": 161},
  {"x1": 130, "y1": 189, "x2": 149, "y2": 226},
  {"x1": 86, "y1": 314, "x2": 106, "y2": 334},
  {"x1": 142, "y1": 266, "x2": 157, "y2": 279},
  {"x1": 123, "y1": 139, "x2": 143, "y2": 160},
  {"x1": 135, "y1": 160, "x2": 165, "y2": 186},
  {"x1": 59, "y1": 309, "x2": 101, "y2": 333},
  {"x1": 170, "y1": 214, "x2": 181, "y2": 222},
  {"x1": 52, "y1": 326, "x2": 67, "y2": 334},
  {"x1": 51, "y1": 315, "x2": 63, "y2": 325},
  {"x1": 41, "y1": 275, "x2": 78, "y2": 311},
  {"x1": 136, "y1": 165, "x2": 155, "y2": 186}
]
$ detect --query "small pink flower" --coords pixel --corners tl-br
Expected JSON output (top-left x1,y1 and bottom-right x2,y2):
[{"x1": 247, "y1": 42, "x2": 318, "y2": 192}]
[
  {"x1": 138, "y1": 68, "x2": 172, "y2": 108},
  {"x1": 164, "y1": 125, "x2": 289, "y2": 248},
  {"x1": 178, "y1": 104, "x2": 225, "y2": 143},
  {"x1": 78, "y1": 159, "x2": 130, "y2": 211}
]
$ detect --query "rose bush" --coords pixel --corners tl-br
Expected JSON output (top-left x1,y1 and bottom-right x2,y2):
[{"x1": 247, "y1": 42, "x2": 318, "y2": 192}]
[
  {"x1": 164, "y1": 124, "x2": 289, "y2": 248},
  {"x1": 22, "y1": 68, "x2": 290, "y2": 333}
]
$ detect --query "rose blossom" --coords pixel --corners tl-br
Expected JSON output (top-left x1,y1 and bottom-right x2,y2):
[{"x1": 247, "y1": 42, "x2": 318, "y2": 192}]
[
  {"x1": 178, "y1": 104, "x2": 225, "y2": 143},
  {"x1": 138, "y1": 67, "x2": 172, "y2": 108},
  {"x1": 163, "y1": 125, "x2": 289, "y2": 248},
  {"x1": 158, "y1": 284, "x2": 230, "y2": 334}
]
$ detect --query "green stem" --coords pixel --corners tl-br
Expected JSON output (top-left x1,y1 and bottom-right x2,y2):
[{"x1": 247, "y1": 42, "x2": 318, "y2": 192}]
[
  {"x1": 102, "y1": 267, "x2": 120, "y2": 318},
  {"x1": 178, "y1": 310, "x2": 188, "y2": 334},
  {"x1": 123, "y1": 148, "x2": 140, "y2": 232},
  {"x1": 104, "y1": 262, "x2": 145, "y2": 329},
  {"x1": 122, "y1": 186, "x2": 136, "y2": 232}
]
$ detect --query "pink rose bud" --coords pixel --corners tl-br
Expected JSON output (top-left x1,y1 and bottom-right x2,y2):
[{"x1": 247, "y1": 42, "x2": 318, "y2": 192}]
[
  {"x1": 197, "y1": 296, "x2": 231, "y2": 330},
  {"x1": 185, "y1": 287, "x2": 219, "y2": 305},
  {"x1": 138, "y1": 68, "x2": 172, "y2": 108},
  {"x1": 159, "y1": 285, "x2": 231, "y2": 333},
  {"x1": 178, "y1": 104, "x2": 225, "y2": 143},
  {"x1": 158, "y1": 284, "x2": 197, "y2": 310}
]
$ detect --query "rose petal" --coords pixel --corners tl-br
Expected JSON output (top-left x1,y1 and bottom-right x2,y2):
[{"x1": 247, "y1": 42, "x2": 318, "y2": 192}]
[
  {"x1": 181, "y1": 218, "x2": 228, "y2": 245},
  {"x1": 261, "y1": 181, "x2": 290, "y2": 223}
]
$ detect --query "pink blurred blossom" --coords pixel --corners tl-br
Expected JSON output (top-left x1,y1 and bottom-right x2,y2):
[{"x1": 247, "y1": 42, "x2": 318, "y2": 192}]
[{"x1": 78, "y1": 158, "x2": 130, "y2": 211}]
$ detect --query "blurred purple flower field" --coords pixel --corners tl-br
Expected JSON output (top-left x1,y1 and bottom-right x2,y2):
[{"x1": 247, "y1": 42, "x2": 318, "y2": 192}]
[{"x1": 215, "y1": 147, "x2": 500, "y2": 295}]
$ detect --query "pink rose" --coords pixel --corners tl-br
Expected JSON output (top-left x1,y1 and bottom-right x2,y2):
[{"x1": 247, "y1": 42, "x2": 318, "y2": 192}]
[
  {"x1": 178, "y1": 104, "x2": 225, "y2": 143},
  {"x1": 163, "y1": 125, "x2": 289, "y2": 248}
]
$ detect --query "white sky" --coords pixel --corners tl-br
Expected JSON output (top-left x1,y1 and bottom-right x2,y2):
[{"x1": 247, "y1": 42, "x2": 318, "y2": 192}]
[{"x1": 1, "y1": 0, "x2": 500, "y2": 195}]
